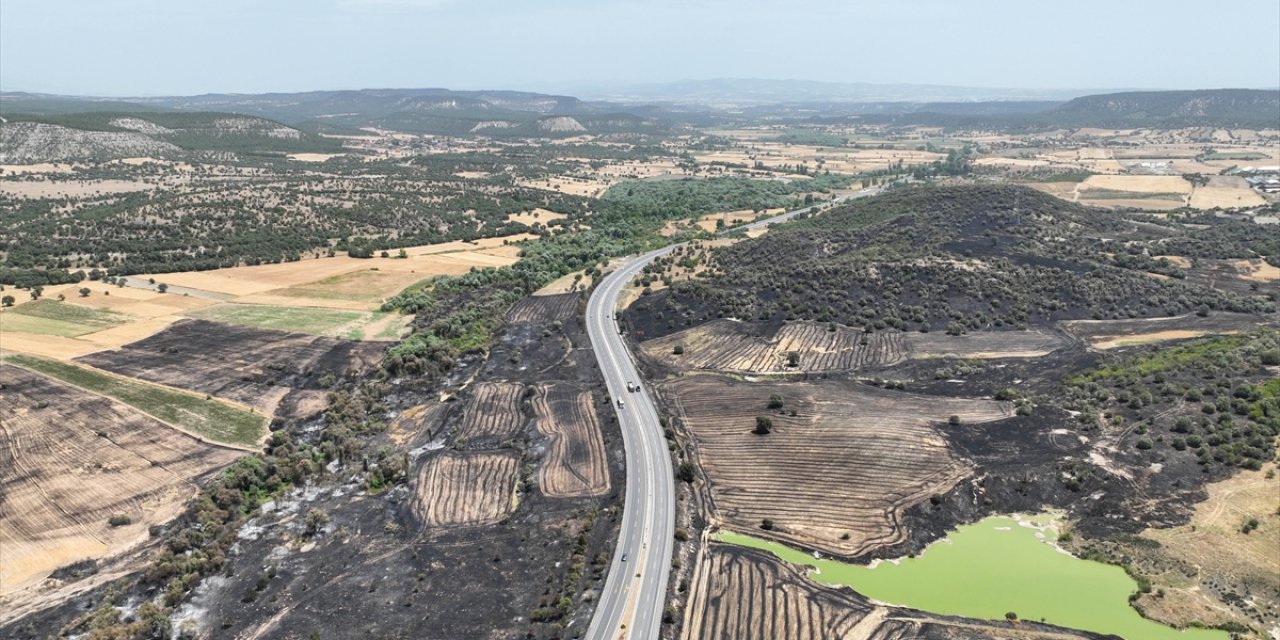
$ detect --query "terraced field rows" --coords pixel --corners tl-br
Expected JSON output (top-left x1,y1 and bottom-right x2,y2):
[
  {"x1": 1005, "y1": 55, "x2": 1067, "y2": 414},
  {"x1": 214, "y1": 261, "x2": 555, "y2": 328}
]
[
  {"x1": 414, "y1": 451, "x2": 520, "y2": 528},
  {"x1": 643, "y1": 320, "x2": 907, "y2": 373},
  {"x1": 0, "y1": 367, "x2": 241, "y2": 595},
  {"x1": 532, "y1": 383, "x2": 609, "y2": 498},
  {"x1": 505, "y1": 292, "x2": 579, "y2": 324},
  {"x1": 457, "y1": 382, "x2": 525, "y2": 444},
  {"x1": 665, "y1": 377, "x2": 1011, "y2": 556},
  {"x1": 682, "y1": 544, "x2": 879, "y2": 640},
  {"x1": 683, "y1": 544, "x2": 1094, "y2": 640}
]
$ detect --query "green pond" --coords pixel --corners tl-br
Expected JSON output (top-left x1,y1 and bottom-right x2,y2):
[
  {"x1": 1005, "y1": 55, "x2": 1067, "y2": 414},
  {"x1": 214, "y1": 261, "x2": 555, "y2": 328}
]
[{"x1": 717, "y1": 515, "x2": 1226, "y2": 640}]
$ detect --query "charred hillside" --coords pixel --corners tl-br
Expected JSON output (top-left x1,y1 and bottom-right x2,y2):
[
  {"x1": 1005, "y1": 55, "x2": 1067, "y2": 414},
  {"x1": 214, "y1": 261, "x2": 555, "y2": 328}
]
[{"x1": 630, "y1": 184, "x2": 1275, "y2": 340}]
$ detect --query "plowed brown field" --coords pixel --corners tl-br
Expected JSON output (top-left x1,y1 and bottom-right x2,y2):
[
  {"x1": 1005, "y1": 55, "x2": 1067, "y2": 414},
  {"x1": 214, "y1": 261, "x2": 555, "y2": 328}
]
[
  {"x1": 532, "y1": 383, "x2": 608, "y2": 498},
  {"x1": 664, "y1": 377, "x2": 1011, "y2": 556}
]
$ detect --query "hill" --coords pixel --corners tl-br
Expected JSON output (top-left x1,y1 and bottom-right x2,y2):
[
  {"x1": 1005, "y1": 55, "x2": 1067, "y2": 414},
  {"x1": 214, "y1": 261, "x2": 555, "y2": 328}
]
[
  {"x1": 631, "y1": 184, "x2": 1276, "y2": 339},
  {"x1": 860, "y1": 89, "x2": 1280, "y2": 129},
  {"x1": 1, "y1": 88, "x2": 674, "y2": 138},
  {"x1": 1052, "y1": 89, "x2": 1280, "y2": 128},
  {"x1": 0, "y1": 111, "x2": 340, "y2": 160}
]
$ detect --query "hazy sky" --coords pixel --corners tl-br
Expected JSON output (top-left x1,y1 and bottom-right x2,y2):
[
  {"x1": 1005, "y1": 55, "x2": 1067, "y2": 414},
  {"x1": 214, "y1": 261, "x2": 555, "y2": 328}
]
[{"x1": 3, "y1": 0, "x2": 1277, "y2": 96}]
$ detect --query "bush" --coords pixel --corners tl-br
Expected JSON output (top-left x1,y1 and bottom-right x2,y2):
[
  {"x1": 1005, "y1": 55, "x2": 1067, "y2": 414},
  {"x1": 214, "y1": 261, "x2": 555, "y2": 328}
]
[{"x1": 107, "y1": 514, "x2": 133, "y2": 527}]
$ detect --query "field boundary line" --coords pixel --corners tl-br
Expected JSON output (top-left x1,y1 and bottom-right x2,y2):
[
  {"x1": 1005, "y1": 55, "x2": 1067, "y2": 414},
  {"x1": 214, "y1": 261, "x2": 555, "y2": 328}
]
[{"x1": 3, "y1": 360, "x2": 263, "y2": 452}]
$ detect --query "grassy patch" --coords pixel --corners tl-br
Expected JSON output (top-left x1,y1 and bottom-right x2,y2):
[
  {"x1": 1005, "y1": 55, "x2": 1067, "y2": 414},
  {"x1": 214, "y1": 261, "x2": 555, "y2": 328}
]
[
  {"x1": 187, "y1": 303, "x2": 365, "y2": 336},
  {"x1": 2, "y1": 299, "x2": 131, "y2": 336},
  {"x1": 6, "y1": 354, "x2": 266, "y2": 447}
]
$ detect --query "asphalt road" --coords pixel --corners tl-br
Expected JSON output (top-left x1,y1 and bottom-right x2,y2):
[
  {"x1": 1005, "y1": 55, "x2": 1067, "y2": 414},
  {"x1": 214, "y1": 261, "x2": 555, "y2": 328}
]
[{"x1": 583, "y1": 187, "x2": 881, "y2": 639}]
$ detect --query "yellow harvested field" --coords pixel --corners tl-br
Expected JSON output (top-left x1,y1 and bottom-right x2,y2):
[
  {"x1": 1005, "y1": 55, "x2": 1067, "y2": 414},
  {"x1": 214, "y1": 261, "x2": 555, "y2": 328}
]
[
  {"x1": 974, "y1": 157, "x2": 1051, "y2": 168},
  {"x1": 0, "y1": 289, "x2": 208, "y2": 359},
  {"x1": 0, "y1": 163, "x2": 74, "y2": 174},
  {"x1": 1153, "y1": 255, "x2": 1192, "y2": 269},
  {"x1": 0, "y1": 179, "x2": 162, "y2": 198},
  {"x1": 287, "y1": 153, "x2": 344, "y2": 162},
  {"x1": 1233, "y1": 259, "x2": 1280, "y2": 282},
  {"x1": 506, "y1": 208, "x2": 566, "y2": 226},
  {"x1": 1189, "y1": 176, "x2": 1267, "y2": 209},
  {"x1": 1092, "y1": 329, "x2": 1241, "y2": 350},
  {"x1": 141, "y1": 234, "x2": 532, "y2": 303},
  {"x1": 0, "y1": 366, "x2": 242, "y2": 600},
  {"x1": 0, "y1": 332, "x2": 105, "y2": 360},
  {"x1": 1080, "y1": 175, "x2": 1193, "y2": 194},
  {"x1": 1, "y1": 235, "x2": 534, "y2": 362}
]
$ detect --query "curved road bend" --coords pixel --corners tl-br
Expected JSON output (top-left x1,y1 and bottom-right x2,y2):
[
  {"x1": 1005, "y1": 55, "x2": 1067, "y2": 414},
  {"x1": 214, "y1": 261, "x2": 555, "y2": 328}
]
[{"x1": 584, "y1": 188, "x2": 882, "y2": 640}]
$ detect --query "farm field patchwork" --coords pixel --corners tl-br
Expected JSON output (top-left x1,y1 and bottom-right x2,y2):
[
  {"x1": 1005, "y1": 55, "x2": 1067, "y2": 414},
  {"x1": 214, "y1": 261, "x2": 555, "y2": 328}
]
[
  {"x1": 4, "y1": 354, "x2": 266, "y2": 447},
  {"x1": 0, "y1": 366, "x2": 243, "y2": 604},
  {"x1": 185, "y1": 303, "x2": 408, "y2": 341},
  {"x1": 663, "y1": 376, "x2": 1010, "y2": 556},
  {"x1": 75, "y1": 319, "x2": 384, "y2": 421}
]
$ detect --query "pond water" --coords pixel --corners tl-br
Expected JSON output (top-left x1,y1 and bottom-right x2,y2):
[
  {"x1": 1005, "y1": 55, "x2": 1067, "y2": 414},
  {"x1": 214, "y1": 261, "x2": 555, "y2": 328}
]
[{"x1": 717, "y1": 515, "x2": 1226, "y2": 640}]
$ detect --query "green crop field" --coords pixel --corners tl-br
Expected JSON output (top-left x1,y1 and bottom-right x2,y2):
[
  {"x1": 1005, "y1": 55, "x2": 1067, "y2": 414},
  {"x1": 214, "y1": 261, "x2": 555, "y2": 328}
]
[
  {"x1": 6, "y1": 354, "x2": 267, "y2": 447},
  {"x1": 1, "y1": 300, "x2": 131, "y2": 336}
]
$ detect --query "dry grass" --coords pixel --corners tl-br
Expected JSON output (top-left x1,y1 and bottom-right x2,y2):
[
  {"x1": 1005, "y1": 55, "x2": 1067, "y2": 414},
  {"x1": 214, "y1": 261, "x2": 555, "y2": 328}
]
[
  {"x1": 1188, "y1": 175, "x2": 1267, "y2": 209},
  {"x1": 1232, "y1": 259, "x2": 1280, "y2": 282},
  {"x1": 1134, "y1": 465, "x2": 1280, "y2": 631},
  {"x1": 506, "y1": 208, "x2": 566, "y2": 226}
]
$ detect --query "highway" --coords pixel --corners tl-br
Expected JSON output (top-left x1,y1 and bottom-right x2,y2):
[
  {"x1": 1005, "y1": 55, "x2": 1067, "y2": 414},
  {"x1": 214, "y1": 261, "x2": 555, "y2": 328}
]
[{"x1": 583, "y1": 187, "x2": 881, "y2": 639}]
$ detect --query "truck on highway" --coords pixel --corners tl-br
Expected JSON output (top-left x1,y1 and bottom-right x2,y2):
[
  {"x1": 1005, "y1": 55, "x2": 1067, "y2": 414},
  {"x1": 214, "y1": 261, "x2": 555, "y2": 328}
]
[
  {"x1": 616, "y1": 398, "x2": 625, "y2": 408},
  {"x1": 626, "y1": 381, "x2": 637, "y2": 392}
]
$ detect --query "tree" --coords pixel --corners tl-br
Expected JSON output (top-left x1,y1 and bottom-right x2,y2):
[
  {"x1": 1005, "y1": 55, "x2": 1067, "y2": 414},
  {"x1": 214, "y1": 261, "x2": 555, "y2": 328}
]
[
  {"x1": 760, "y1": 518, "x2": 774, "y2": 530},
  {"x1": 304, "y1": 508, "x2": 330, "y2": 536},
  {"x1": 786, "y1": 351, "x2": 800, "y2": 367},
  {"x1": 754, "y1": 416, "x2": 773, "y2": 435},
  {"x1": 948, "y1": 415, "x2": 961, "y2": 425},
  {"x1": 673, "y1": 344, "x2": 685, "y2": 355},
  {"x1": 1, "y1": 295, "x2": 13, "y2": 307},
  {"x1": 79, "y1": 287, "x2": 91, "y2": 297},
  {"x1": 30, "y1": 286, "x2": 43, "y2": 301},
  {"x1": 768, "y1": 394, "x2": 784, "y2": 409},
  {"x1": 157, "y1": 283, "x2": 169, "y2": 293},
  {"x1": 676, "y1": 461, "x2": 696, "y2": 483}
]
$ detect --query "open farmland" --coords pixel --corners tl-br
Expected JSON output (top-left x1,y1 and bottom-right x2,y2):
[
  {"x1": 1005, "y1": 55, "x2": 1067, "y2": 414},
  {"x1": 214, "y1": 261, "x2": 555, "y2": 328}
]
[
  {"x1": 134, "y1": 234, "x2": 531, "y2": 310},
  {"x1": 455, "y1": 382, "x2": 526, "y2": 446},
  {"x1": 1061, "y1": 312, "x2": 1275, "y2": 349},
  {"x1": 0, "y1": 366, "x2": 242, "y2": 604},
  {"x1": 533, "y1": 383, "x2": 609, "y2": 498},
  {"x1": 664, "y1": 376, "x2": 1011, "y2": 556},
  {"x1": 76, "y1": 319, "x2": 383, "y2": 421},
  {"x1": 642, "y1": 320, "x2": 1069, "y2": 374},
  {"x1": 5, "y1": 354, "x2": 266, "y2": 446},
  {"x1": 184, "y1": 303, "x2": 407, "y2": 341},
  {"x1": 414, "y1": 451, "x2": 521, "y2": 528},
  {"x1": 0, "y1": 300, "x2": 131, "y2": 337},
  {"x1": 681, "y1": 543, "x2": 1095, "y2": 640}
]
